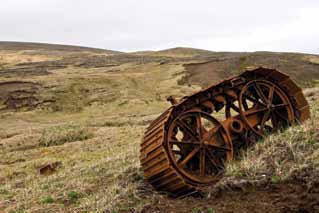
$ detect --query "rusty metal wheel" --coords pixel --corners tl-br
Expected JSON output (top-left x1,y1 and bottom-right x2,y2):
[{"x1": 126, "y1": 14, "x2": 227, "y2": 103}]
[
  {"x1": 166, "y1": 110, "x2": 233, "y2": 185},
  {"x1": 239, "y1": 80, "x2": 295, "y2": 137},
  {"x1": 141, "y1": 68, "x2": 309, "y2": 196}
]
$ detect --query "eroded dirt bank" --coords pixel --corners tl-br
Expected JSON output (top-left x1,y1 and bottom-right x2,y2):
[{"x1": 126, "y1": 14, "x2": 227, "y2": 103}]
[{"x1": 142, "y1": 171, "x2": 319, "y2": 213}]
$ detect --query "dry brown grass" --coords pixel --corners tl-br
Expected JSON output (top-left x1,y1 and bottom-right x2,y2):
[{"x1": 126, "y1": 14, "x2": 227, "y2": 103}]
[
  {"x1": 0, "y1": 51, "x2": 199, "y2": 212},
  {"x1": 0, "y1": 51, "x2": 61, "y2": 66},
  {"x1": 1, "y1": 43, "x2": 319, "y2": 212}
]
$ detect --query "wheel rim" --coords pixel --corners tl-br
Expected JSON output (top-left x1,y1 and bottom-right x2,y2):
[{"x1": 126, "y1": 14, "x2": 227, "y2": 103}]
[
  {"x1": 166, "y1": 110, "x2": 233, "y2": 184},
  {"x1": 239, "y1": 80, "x2": 295, "y2": 137}
]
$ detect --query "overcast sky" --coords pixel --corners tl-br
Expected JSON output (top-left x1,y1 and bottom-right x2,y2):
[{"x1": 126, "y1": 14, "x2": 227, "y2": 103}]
[{"x1": 0, "y1": 0, "x2": 318, "y2": 53}]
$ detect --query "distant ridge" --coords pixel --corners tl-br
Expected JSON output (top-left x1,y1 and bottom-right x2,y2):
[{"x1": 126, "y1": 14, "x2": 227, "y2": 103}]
[
  {"x1": 157, "y1": 47, "x2": 213, "y2": 55},
  {"x1": 130, "y1": 47, "x2": 215, "y2": 58},
  {"x1": 0, "y1": 41, "x2": 122, "y2": 54}
]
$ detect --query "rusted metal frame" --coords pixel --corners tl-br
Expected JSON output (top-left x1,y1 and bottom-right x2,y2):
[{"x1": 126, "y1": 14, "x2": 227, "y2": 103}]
[{"x1": 141, "y1": 68, "x2": 309, "y2": 197}]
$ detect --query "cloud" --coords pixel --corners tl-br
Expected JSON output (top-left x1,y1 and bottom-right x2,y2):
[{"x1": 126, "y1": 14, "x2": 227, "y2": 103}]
[
  {"x1": 0, "y1": 0, "x2": 318, "y2": 53},
  {"x1": 190, "y1": 7, "x2": 319, "y2": 53}
]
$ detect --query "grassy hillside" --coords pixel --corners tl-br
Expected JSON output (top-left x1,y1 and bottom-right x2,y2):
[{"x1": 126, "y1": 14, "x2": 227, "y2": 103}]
[
  {"x1": 184, "y1": 52, "x2": 319, "y2": 88},
  {"x1": 132, "y1": 47, "x2": 214, "y2": 58},
  {"x1": 0, "y1": 41, "x2": 121, "y2": 54},
  {"x1": 0, "y1": 42, "x2": 318, "y2": 212}
]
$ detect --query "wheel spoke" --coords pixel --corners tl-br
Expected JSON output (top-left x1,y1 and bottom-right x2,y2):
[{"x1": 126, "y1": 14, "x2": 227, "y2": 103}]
[
  {"x1": 177, "y1": 119, "x2": 198, "y2": 141},
  {"x1": 200, "y1": 148, "x2": 205, "y2": 176},
  {"x1": 243, "y1": 93, "x2": 258, "y2": 104},
  {"x1": 226, "y1": 104, "x2": 231, "y2": 118},
  {"x1": 254, "y1": 82, "x2": 268, "y2": 104},
  {"x1": 243, "y1": 93, "x2": 267, "y2": 107},
  {"x1": 273, "y1": 103, "x2": 289, "y2": 109},
  {"x1": 170, "y1": 139, "x2": 199, "y2": 146},
  {"x1": 244, "y1": 107, "x2": 268, "y2": 116},
  {"x1": 231, "y1": 103, "x2": 240, "y2": 112},
  {"x1": 204, "y1": 125, "x2": 221, "y2": 142},
  {"x1": 206, "y1": 151, "x2": 224, "y2": 171},
  {"x1": 201, "y1": 127, "x2": 208, "y2": 135},
  {"x1": 260, "y1": 110, "x2": 271, "y2": 132},
  {"x1": 274, "y1": 110, "x2": 289, "y2": 122},
  {"x1": 268, "y1": 86, "x2": 275, "y2": 104},
  {"x1": 195, "y1": 114, "x2": 203, "y2": 138},
  {"x1": 179, "y1": 147, "x2": 200, "y2": 167},
  {"x1": 206, "y1": 144, "x2": 231, "y2": 152}
]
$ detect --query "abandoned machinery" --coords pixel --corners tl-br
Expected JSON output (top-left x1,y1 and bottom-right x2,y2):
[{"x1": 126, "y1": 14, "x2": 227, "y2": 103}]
[{"x1": 140, "y1": 67, "x2": 310, "y2": 196}]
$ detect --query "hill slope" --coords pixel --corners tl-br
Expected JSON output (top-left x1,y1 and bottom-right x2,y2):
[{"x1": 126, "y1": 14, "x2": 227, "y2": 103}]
[
  {"x1": 184, "y1": 51, "x2": 319, "y2": 87},
  {"x1": 0, "y1": 41, "x2": 121, "y2": 54},
  {"x1": 0, "y1": 42, "x2": 318, "y2": 212}
]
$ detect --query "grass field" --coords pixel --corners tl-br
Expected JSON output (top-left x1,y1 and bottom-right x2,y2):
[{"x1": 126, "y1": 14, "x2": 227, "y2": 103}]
[{"x1": 0, "y1": 42, "x2": 318, "y2": 212}]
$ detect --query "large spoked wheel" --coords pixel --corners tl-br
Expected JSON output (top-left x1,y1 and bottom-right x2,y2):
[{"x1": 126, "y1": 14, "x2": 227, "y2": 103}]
[
  {"x1": 166, "y1": 110, "x2": 233, "y2": 184},
  {"x1": 239, "y1": 80, "x2": 295, "y2": 137}
]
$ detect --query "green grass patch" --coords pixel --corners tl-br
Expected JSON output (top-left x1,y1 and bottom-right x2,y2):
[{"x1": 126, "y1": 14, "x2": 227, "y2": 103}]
[
  {"x1": 10, "y1": 210, "x2": 25, "y2": 213},
  {"x1": 67, "y1": 191, "x2": 81, "y2": 203},
  {"x1": 41, "y1": 196, "x2": 55, "y2": 204},
  {"x1": 39, "y1": 124, "x2": 94, "y2": 147},
  {"x1": 271, "y1": 175, "x2": 281, "y2": 183},
  {"x1": 0, "y1": 188, "x2": 15, "y2": 199},
  {"x1": 192, "y1": 207, "x2": 215, "y2": 213}
]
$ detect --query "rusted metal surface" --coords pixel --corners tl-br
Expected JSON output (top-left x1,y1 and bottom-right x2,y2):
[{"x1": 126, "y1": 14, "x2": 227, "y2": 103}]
[{"x1": 140, "y1": 67, "x2": 310, "y2": 196}]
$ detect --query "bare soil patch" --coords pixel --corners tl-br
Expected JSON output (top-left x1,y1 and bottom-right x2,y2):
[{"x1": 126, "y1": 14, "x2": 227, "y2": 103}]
[{"x1": 143, "y1": 172, "x2": 319, "y2": 213}]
